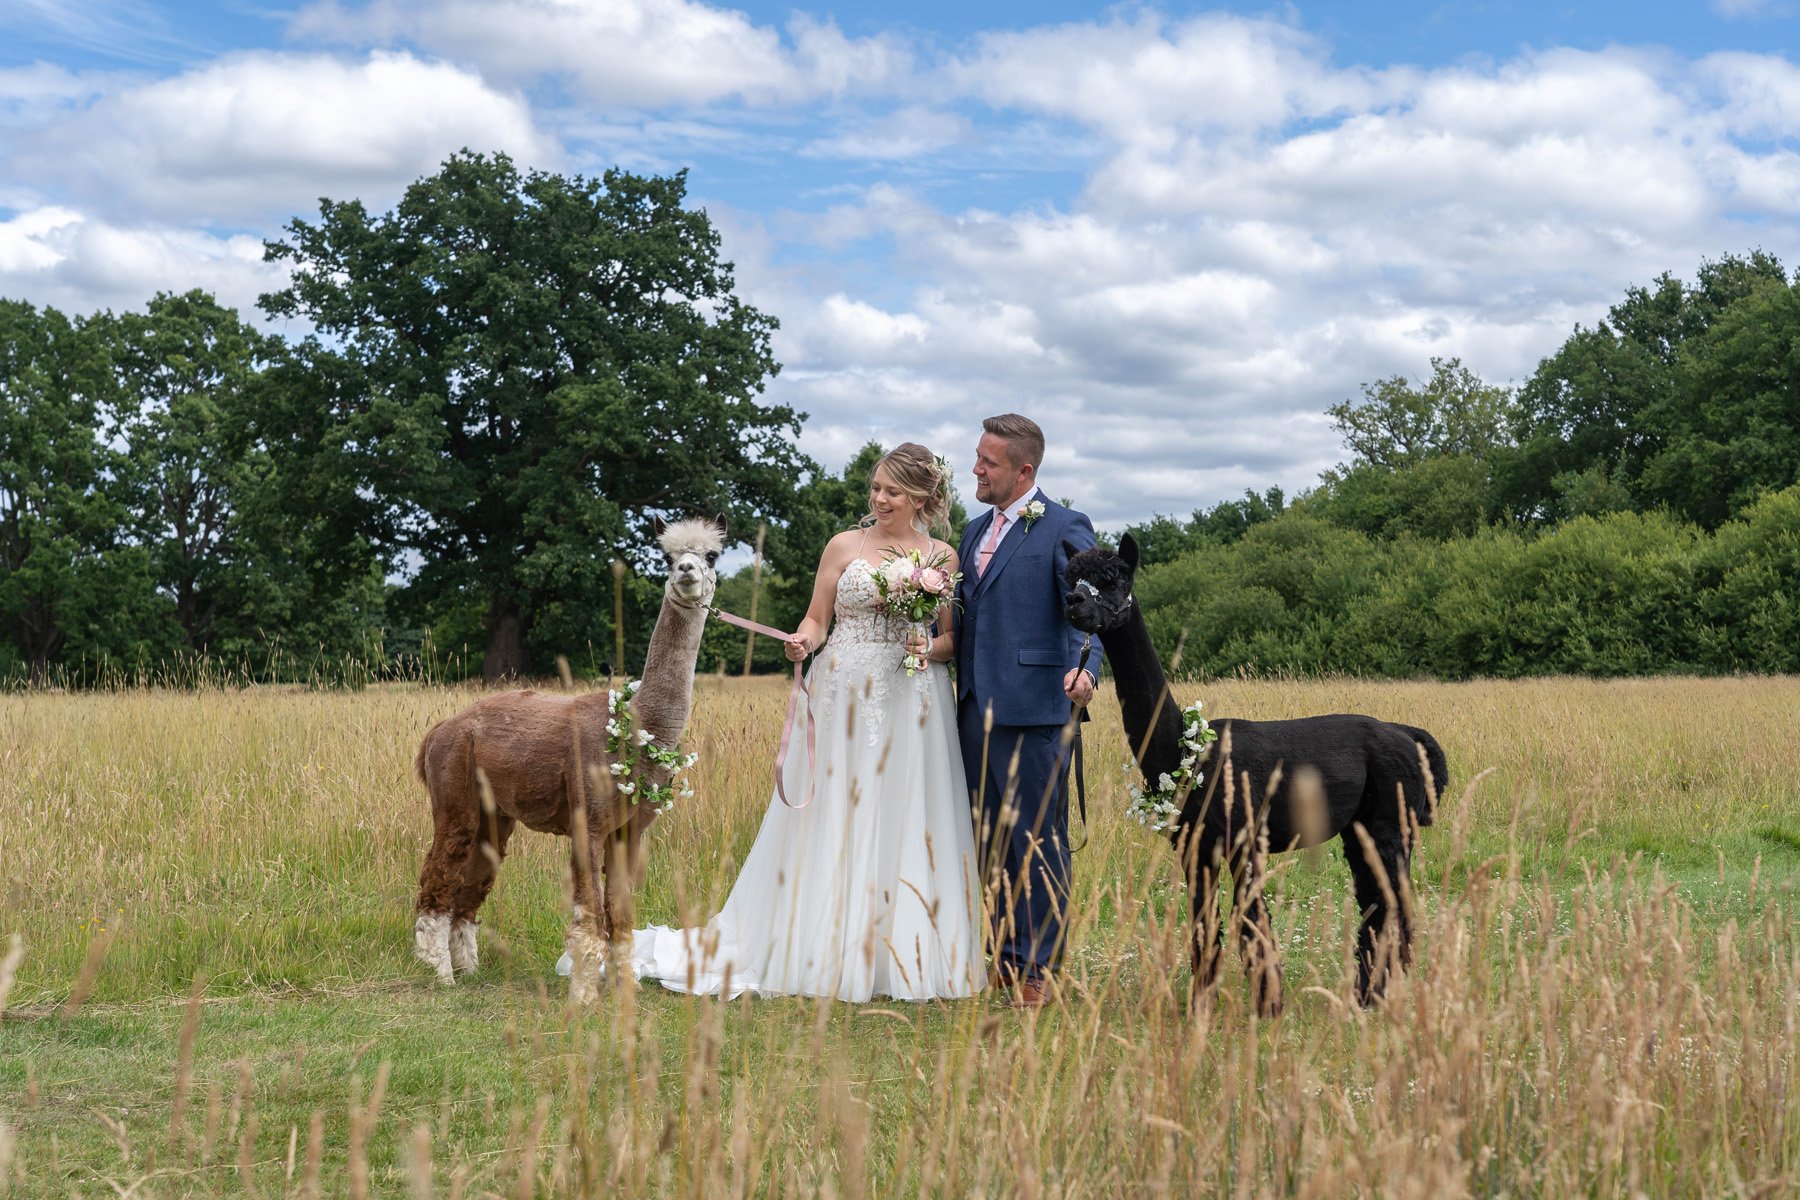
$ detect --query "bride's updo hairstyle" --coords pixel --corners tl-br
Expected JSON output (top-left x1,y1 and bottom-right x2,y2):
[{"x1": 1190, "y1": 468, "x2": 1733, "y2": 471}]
[{"x1": 865, "y1": 442, "x2": 953, "y2": 536}]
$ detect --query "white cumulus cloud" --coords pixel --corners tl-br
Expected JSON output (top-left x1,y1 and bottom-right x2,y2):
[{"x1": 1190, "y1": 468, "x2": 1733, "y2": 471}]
[
  {"x1": 16, "y1": 51, "x2": 552, "y2": 223},
  {"x1": 0, "y1": 206, "x2": 289, "y2": 319},
  {"x1": 291, "y1": 0, "x2": 909, "y2": 107}
]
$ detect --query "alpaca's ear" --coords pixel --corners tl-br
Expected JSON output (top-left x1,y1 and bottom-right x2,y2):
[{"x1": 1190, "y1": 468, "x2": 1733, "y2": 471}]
[
  {"x1": 1061, "y1": 538, "x2": 1080, "y2": 560},
  {"x1": 711, "y1": 513, "x2": 729, "y2": 537},
  {"x1": 1119, "y1": 531, "x2": 1140, "y2": 573},
  {"x1": 652, "y1": 516, "x2": 668, "y2": 538}
]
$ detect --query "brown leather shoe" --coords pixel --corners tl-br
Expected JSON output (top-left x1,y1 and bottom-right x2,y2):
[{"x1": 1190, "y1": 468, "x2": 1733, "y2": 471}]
[{"x1": 1012, "y1": 977, "x2": 1049, "y2": 1008}]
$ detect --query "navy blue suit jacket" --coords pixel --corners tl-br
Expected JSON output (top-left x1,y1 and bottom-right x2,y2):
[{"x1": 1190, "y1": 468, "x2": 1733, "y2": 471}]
[{"x1": 953, "y1": 489, "x2": 1100, "y2": 728}]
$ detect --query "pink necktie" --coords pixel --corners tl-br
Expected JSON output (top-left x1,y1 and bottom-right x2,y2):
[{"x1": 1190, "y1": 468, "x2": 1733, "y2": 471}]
[{"x1": 977, "y1": 512, "x2": 1006, "y2": 577}]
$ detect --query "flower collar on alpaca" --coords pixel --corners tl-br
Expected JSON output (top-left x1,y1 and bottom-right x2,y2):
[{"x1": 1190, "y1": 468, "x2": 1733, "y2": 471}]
[
  {"x1": 1021, "y1": 498, "x2": 1047, "y2": 530},
  {"x1": 1125, "y1": 699, "x2": 1217, "y2": 833},
  {"x1": 603, "y1": 679, "x2": 699, "y2": 814}
]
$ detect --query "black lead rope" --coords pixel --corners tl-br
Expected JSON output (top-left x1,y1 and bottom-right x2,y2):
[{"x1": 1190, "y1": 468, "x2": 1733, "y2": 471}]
[{"x1": 1065, "y1": 632, "x2": 1093, "y2": 853}]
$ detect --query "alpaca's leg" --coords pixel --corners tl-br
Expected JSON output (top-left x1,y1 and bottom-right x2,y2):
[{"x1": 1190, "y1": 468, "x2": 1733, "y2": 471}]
[
  {"x1": 1346, "y1": 823, "x2": 1411, "y2": 1004},
  {"x1": 1185, "y1": 835, "x2": 1228, "y2": 1012},
  {"x1": 599, "y1": 823, "x2": 644, "y2": 983},
  {"x1": 415, "y1": 806, "x2": 476, "y2": 984},
  {"x1": 566, "y1": 833, "x2": 606, "y2": 1005},
  {"x1": 1229, "y1": 832, "x2": 1284, "y2": 1018},
  {"x1": 448, "y1": 812, "x2": 515, "y2": 977}
]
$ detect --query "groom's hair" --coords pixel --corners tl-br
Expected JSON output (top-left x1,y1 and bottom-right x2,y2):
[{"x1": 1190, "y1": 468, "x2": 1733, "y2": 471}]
[{"x1": 982, "y1": 413, "x2": 1044, "y2": 472}]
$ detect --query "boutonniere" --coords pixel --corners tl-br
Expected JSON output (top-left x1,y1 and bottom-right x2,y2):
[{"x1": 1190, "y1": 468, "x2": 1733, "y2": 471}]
[{"x1": 1021, "y1": 499, "x2": 1046, "y2": 530}]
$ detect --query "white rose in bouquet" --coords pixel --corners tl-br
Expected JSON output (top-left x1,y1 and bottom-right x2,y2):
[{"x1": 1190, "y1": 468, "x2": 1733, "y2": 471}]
[{"x1": 880, "y1": 557, "x2": 916, "y2": 591}]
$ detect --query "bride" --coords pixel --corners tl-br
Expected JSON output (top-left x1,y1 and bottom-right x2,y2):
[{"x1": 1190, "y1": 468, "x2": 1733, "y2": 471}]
[{"x1": 606, "y1": 442, "x2": 983, "y2": 1001}]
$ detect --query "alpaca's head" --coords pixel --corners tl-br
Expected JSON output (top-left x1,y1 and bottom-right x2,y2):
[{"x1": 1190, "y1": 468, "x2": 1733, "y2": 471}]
[
  {"x1": 1063, "y1": 532, "x2": 1140, "y2": 634},
  {"x1": 655, "y1": 515, "x2": 728, "y2": 608}
]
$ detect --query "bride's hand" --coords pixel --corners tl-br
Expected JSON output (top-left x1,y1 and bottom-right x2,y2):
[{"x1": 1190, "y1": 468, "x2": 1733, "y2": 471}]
[
  {"x1": 784, "y1": 636, "x2": 811, "y2": 662},
  {"x1": 904, "y1": 632, "x2": 932, "y2": 660}
]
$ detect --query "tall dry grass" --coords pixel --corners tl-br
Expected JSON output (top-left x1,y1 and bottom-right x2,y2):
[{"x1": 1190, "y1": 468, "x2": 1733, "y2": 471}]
[{"x1": 2, "y1": 674, "x2": 1797, "y2": 1195}]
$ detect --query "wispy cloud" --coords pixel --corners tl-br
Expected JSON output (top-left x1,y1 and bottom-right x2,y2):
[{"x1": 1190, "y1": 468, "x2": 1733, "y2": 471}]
[
  {"x1": 2, "y1": 0, "x2": 196, "y2": 64},
  {"x1": 1710, "y1": 0, "x2": 1791, "y2": 18}
]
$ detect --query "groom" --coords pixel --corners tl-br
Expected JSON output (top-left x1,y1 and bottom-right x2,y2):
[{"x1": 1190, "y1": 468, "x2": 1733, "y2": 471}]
[{"x1": 954, "y1": 413, "x2": 1099, "y2": 1008}]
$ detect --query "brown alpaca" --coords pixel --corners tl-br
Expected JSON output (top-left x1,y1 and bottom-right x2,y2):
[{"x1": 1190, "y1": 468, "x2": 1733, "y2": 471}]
[{"x1": 411, "y1": 517, "x2": 724, "y2": 999}]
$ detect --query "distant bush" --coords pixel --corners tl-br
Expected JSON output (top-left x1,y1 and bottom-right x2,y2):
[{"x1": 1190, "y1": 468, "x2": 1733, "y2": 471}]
[{"x1": 1133, "y1": 487, "x2": 1800, "y2": 680}]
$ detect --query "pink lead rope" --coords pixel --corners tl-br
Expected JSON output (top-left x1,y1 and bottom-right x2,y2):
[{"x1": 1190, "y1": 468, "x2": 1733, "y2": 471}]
[{"x1": 708, "y1": 606, "x2": 817, "y2": 809}]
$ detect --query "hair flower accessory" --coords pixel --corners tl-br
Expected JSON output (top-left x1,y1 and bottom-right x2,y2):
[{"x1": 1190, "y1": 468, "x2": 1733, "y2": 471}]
[{"x1": 1021, "y1": 499, "x2": 1047, "y2": 530}]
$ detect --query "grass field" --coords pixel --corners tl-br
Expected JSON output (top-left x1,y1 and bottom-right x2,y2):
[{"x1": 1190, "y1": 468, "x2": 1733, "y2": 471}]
[{"x1": 2, "y1": 674, "x2": 1797, "y2": 1197}]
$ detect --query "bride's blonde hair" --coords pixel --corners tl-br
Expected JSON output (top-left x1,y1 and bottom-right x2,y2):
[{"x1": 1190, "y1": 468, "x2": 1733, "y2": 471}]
[{"x1": 862, "y1": 442, "x2": 953, "y2": 537}]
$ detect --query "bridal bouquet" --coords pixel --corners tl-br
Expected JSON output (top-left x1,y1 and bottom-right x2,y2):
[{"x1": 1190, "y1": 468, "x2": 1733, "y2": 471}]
[{"x1": 873, "y1": 548, "x2": 962, "y2": 676}]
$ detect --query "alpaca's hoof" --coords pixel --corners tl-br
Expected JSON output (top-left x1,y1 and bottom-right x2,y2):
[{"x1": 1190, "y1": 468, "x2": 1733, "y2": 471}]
[
  {"x1": 564, "y1": 919, "x2": 608, "y2": 1005},
  {"x1": 449, "y1": 919, "x2": 479, "y2": 976},
  {"x1": 414, "y1": 912, "x2": 455, "y2": 984},
  {"x1": 568, "y1": 962, "x2": 606, "y2": 1005}
]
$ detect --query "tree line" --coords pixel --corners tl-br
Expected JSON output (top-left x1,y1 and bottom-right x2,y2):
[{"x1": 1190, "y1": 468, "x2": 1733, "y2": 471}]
[
  {"x1": 3, "y1": 145, "x2": 1795, "y2": 685},
  {"x1": 1, "y1": 153, "x2": 832, "y2": 685}
]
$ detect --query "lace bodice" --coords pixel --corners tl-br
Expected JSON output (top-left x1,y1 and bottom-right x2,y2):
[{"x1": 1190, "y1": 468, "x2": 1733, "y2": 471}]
[
  {"x1": 828, "y1": 558, "x2": 904, "y2": 646},
  {"x1": 818, "y1": 556, "x2": 943, "y2": 748}
]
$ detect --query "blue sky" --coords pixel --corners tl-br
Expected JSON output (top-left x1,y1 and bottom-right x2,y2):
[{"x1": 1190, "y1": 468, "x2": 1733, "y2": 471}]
[{"x1": 4, "y1": 0, "x2": 1799, "y2": 530}]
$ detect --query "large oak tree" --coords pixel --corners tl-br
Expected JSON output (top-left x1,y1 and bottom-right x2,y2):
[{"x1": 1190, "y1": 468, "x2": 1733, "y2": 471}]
[{"x1": 261, "y1": 152, "x2": 805, "y2": 679}]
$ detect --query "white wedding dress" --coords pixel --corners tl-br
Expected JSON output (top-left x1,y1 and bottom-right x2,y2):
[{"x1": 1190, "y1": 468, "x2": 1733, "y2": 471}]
[{"x1": 562, "y1": 554, "x2": 985, "y2": 1001}]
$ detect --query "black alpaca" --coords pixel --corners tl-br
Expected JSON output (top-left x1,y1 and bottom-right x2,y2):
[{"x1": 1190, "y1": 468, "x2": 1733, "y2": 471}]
[{"x1": 1063, "y1": 534, "x2": 1447, "y2": 1012}]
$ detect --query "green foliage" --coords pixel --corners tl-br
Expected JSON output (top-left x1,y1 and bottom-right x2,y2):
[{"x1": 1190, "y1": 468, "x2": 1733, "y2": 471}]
[
  {"x1": 1686, "y1": 487, "x2": 1800, "y2": 673},
  {"x1": 1305, "y1": 358, "x2": 1515, "y2": 539},
  {"x1": 1122, "y1": 487, "x2": 1285, "y2": 566},
  {"x1": 0, "y1": 292, "x2": 396, "y2": 685},
  {"x1": 104, "y1": 291, "x2": 289, "y2": 654},
  {"x1": 1511, "y1": 251, "x2": 1792, "y2": 526},
  {"x1": 1134, "y1": 494, "x2": 1800, "y2": 680},
  {"x1": 1327, "y1": 356, "x2": 1517, "y2": 469},
  {"x1": 0, "y1": 299, "x2": 139, "y2": 680},
  {"x1": 1639, "y1": 273, "x2": 1800, "y2": 526},
  {"x1": 261, "y1": 151, "x2": 805, "y2": 679},
  {"x1": 1301, "y1": 453, "x2": 1500, "y2": 540}
]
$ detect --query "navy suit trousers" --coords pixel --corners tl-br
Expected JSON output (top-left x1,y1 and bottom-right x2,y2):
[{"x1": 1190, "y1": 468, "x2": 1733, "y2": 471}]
[{"x1": 959, "y1": 694, "x2": 1073, "y2": 982}]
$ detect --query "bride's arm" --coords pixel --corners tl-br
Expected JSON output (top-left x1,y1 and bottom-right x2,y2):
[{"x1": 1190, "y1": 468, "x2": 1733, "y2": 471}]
[
  {"x1": 925, "y1": 542, "x2": 960, "y2": 664},
  {"x1": 786, "y1": 532, "x2": 853, "y2": 660}
]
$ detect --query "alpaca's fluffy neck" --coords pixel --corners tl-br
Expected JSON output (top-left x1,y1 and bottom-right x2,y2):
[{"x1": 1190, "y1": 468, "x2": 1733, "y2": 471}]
[
  {"x1": 1108, "y1": 602, "x2": 1187, "y2": 788},
  {"x1": 631, "y1": 593, "x2": 706, "y2": 745}
]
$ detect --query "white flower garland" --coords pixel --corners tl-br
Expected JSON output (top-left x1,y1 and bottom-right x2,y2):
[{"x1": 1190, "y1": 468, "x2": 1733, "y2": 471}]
[
  {"x1": 603, "y1": 679, "x2": 698, "y2": 815},
  {"x1": 1125, "y1": 700, "x2": 1216, "y2": 833}
]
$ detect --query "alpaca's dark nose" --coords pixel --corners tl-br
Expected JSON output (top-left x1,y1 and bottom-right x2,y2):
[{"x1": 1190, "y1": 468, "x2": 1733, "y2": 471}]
[{"x1": 1063, "y1": 590, "x2": 1093, "y2": 626}]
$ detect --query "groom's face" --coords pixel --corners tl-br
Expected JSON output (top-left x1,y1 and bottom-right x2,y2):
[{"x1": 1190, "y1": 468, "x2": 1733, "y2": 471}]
[{"x1": 973, "y1": 433, "x2": 1032, "y2": 509}]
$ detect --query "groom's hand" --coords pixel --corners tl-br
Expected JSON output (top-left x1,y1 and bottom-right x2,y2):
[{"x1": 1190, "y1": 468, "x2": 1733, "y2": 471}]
[{"x1": 1063, "y1": 667, "x2": 1095, "y2": 707}]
